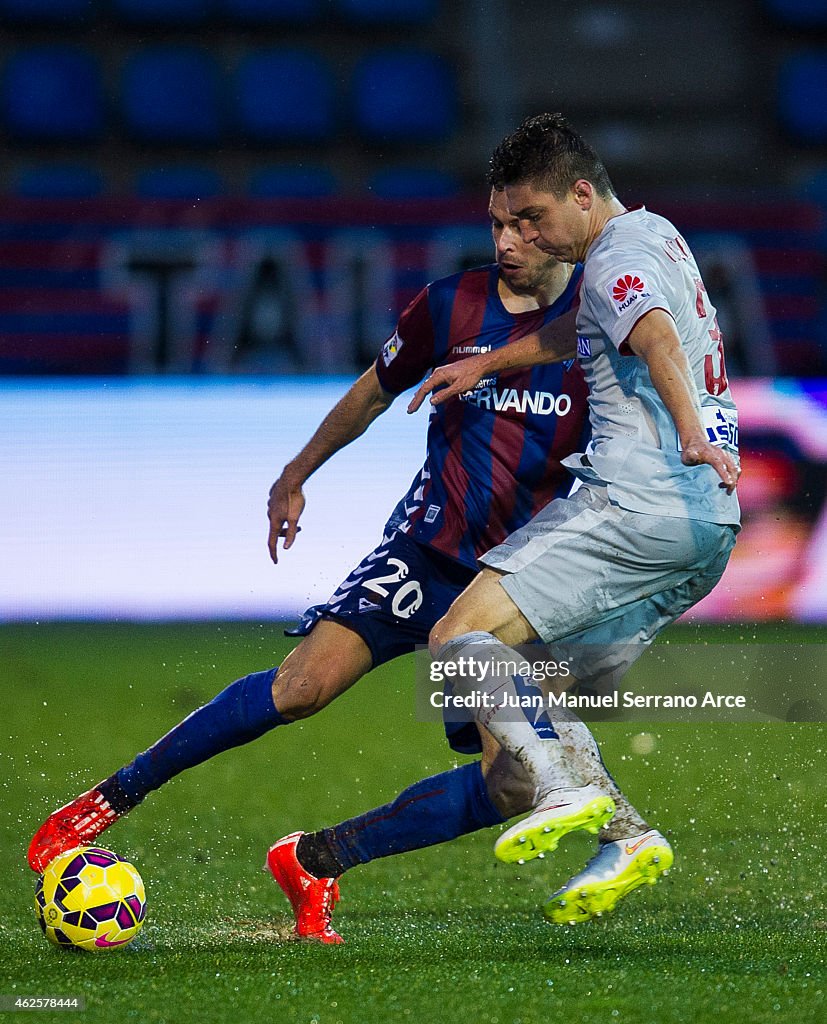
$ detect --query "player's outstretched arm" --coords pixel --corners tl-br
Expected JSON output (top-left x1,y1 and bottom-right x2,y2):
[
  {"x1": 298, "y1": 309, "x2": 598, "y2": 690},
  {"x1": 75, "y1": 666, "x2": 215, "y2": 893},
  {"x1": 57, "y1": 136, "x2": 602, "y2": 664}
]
[
  {"x1": 627, "y1": 309, "x2": 740, "y2": 495},
  {"x1": 407, "y1": 308, "x2": 577, "y2": 413},
  {"x1": 268, "y1": 367, "x2": 395, "y2": 562}
]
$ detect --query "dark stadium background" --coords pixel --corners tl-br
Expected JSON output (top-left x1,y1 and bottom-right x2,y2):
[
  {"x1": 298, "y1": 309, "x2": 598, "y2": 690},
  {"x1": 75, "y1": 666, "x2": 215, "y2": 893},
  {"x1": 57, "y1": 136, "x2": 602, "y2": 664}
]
[
  {"x1": 1, "y1": 4, "x2": 826, "y2": 1024},
  {"x1": 1, "y1": 0, "x2": 826, "y2": 624}
]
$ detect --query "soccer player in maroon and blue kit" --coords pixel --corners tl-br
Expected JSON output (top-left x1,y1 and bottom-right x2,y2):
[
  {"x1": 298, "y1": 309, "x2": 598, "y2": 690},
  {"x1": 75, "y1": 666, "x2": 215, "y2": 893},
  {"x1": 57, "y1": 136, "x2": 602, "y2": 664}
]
[{"x1": 29, "y1": 189, "x2": 591, "y2": 943}]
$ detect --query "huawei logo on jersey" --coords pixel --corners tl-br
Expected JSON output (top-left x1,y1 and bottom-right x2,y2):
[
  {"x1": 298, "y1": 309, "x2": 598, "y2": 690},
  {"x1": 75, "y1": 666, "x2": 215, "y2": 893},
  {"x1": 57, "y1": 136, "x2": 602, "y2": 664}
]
[
  {"x1": 608, "y1": 274, "x2": 649, "y2": 316},
  {"x1": 612, "y1": 275, "x2": 645, "y2": 302}
]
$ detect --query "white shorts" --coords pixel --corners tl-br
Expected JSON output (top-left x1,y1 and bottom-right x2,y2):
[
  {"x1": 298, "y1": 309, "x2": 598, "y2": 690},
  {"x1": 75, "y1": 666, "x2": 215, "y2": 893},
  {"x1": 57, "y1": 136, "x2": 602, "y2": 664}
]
[{"x1": 479, "y1": 484, "x2": 736, "y2": 686}]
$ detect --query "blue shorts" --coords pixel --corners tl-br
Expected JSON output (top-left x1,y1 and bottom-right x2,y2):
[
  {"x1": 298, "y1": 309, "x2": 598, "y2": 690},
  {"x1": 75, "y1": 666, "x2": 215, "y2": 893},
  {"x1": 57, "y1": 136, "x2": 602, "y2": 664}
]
[{"x1": 287, "y1": 530, "x2": 489, "y2": 754}]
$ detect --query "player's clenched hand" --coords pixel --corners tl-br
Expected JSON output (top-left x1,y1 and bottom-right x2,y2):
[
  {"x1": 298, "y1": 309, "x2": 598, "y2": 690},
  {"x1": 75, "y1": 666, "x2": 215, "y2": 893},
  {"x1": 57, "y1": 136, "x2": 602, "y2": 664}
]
[
  {"x1": 267, "y1": 472, "x2": 306, "y2": 563},
  {"x1": 407, "y1": 356, "x2": 489, "y2": 413},
  {"x1": 680, "y1": 437, "x2": 741, "y2": 495}
]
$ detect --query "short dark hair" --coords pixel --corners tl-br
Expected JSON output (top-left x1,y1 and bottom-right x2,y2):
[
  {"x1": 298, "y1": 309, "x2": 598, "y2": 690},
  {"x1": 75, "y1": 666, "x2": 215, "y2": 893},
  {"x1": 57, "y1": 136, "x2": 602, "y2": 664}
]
[{"x1": 488, "y1": 113, "x2": 615, "y2": 199}]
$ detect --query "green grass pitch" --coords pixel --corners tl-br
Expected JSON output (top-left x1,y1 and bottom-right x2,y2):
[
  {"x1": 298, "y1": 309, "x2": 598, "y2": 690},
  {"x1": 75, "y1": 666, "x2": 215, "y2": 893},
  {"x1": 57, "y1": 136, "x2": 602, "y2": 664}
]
[{"x1": 1, "y1": 622, "x2": 825, "y2": 1024}]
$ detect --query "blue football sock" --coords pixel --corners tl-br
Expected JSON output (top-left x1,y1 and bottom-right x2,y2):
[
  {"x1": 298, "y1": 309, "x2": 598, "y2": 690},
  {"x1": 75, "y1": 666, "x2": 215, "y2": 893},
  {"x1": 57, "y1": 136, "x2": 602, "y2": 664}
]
[
  {"x1": 321, "y1": 761, "x2": 505, "y2": 873},
  {"x1": 107, "y1": 668, "x2": 287, "y2": 807}
]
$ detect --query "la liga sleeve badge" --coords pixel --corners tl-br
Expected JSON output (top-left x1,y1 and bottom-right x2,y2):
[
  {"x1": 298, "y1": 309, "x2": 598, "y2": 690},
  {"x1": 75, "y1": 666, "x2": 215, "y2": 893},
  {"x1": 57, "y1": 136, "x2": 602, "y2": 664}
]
[{"x1": 381, "y1": 330, "x2": 404, "y2": 366}]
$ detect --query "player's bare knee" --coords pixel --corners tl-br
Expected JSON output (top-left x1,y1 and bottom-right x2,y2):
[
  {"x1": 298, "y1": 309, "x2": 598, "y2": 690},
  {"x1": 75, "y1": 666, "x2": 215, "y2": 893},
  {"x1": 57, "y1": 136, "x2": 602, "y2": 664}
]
[
  {"x1": 272, "y1": 670, "x2": 326, "y2": 720},
  {"x1": 273, "y1": 623, "x2": 371, "y2": 721},
  {"x1": 428, "y1": 611, "x2": 470, "y2": 657},
  {"x1": 273, "y1": 655, "x2": 343, "y2": 720}
]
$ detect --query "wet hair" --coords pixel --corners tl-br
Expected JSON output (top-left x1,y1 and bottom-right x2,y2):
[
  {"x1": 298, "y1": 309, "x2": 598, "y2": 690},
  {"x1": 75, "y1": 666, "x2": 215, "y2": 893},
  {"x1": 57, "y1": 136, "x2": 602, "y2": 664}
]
[{"x1": 488, "y1": 112, "x2": 615, "y2": 199}]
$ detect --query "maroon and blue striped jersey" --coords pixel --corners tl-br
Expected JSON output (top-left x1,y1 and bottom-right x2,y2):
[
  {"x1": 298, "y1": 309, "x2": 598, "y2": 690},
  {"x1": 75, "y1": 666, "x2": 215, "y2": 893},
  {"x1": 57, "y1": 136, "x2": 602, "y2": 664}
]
[{"x1": 375, "y1": 264, "x2": 590, "y2": 569}]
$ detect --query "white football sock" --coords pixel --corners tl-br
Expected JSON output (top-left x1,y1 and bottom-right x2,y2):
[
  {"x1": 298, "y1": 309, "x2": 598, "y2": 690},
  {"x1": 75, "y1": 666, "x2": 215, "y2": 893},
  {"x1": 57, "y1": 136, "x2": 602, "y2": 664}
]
[
  {"x1": 435, "y1": 632, "x2": 574, "y2": 799},
  {"x1": 548, "y1": 708, "x2": 649, "y2": 841},
  {"x1": 435, "y1": 632, "x2": 648, "y2": 838}
]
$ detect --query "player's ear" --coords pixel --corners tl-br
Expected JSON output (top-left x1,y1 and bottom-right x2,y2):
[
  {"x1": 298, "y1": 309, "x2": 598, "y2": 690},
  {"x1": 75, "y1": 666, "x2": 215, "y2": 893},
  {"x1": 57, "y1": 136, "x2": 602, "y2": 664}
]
[{"x1": 572, "y1": 179, "x2": 594, "y2": 210}]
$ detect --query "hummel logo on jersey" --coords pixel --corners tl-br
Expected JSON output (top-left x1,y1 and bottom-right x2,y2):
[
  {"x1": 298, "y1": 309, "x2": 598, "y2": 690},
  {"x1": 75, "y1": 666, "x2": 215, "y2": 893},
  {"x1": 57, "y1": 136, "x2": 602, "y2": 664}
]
[
  {"x1": 358, "y1": 597, "x2": 381, "y2": 612},
  {"x1": 577, "y1": 336, "x2": 592, "y2": 358},
  {"x1": 381, "y1": 331, "x2": 404, "y2": 367},
  {"x1": 608, "y1": 274, "x2": 649, "y2": 316},
  {"x1": 300, "y1": 877, "x2": 312, "y2": 890},
  {"x1": 453, "y1": 344, "x2": 492, "y2": 355}
]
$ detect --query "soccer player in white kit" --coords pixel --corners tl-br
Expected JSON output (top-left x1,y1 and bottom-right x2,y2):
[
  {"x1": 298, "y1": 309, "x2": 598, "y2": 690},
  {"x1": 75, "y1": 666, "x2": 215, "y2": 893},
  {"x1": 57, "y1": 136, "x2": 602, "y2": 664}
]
[{"x1": 410, "y1": 113, "x2": 742, "y2": 924}]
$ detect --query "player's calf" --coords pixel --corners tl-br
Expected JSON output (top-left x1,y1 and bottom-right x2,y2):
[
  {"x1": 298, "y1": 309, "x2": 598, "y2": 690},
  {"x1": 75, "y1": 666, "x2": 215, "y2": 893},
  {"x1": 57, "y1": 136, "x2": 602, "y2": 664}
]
[{"x1": 479, "y1": 732, "x2": 537, "y2": 820}]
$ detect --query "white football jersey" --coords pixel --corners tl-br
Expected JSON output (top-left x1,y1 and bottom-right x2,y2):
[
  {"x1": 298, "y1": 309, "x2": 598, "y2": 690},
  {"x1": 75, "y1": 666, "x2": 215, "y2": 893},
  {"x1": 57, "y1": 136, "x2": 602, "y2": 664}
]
[{"x1": 566, "y1": 206, "x2": 740, "y2": 526}]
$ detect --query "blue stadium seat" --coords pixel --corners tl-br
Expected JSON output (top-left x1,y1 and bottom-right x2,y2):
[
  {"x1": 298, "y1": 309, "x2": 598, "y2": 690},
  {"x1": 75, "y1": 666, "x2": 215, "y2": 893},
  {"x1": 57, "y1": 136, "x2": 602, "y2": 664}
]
[
  {"x1": 14, "y1": 164, "x2": 104, "y2": 198},
  {"x1": 368, "y1": 167, "x2": 458, "y2": 198},
  {"x1": 765, "y1": 0, "x2": 827, "y2": 27},
  {"x1": 114, "y1": 0, "x2": 210, "y2": 24},
  {"x1": 779, "y1": 53, "x2": 827, "y2": 143},
  {"x1": 337, "y1": 0, "x2": 437, "y2": 23},
  {"x1": 0, "y1": 0, "x2": 90, "y2": 21},
  {"x1": 353, "y1": 49, "x2": 456, "y2": 142},
  {"x1": 136, "y1": 166, "x2": 225, "y2": 199},
  {"x1": 2, "y1": 47, "x2": 103, "y2": 141},
  {"x1": 122, "y1": 48, "x2": 223, "y2": 144},
  {"x1": 235, "y1": 50, "x2": 334, "y2": 141},
  {"x1": 249, "y1": 165, "x2": 338, "y2": 197},
  {"x1": 219, "y1": 0, "x2": 320, "y2": 22}
]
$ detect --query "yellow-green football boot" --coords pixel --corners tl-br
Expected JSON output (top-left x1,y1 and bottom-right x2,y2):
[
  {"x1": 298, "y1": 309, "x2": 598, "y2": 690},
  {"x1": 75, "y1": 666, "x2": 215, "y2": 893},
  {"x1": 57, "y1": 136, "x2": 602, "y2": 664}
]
[
  {"x1": 544, "y1": 829, "x2": 673, "y2": 924},
  {"x1": 494, "y1": 784, "x2": 616, "y2": 865}
]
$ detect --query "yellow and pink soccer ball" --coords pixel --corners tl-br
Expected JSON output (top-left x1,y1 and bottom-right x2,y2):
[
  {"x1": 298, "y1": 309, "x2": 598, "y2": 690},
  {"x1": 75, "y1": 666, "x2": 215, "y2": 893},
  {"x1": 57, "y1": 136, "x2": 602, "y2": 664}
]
[{"x1": 35, "y1": 847, "x2": 145, "y2": 952}]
